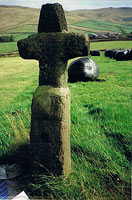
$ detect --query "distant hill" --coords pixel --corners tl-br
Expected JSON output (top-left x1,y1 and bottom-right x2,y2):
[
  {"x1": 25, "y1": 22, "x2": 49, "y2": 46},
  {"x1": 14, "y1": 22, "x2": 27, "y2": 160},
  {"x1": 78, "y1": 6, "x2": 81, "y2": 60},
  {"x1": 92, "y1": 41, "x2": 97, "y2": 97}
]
[
  {"x1": 66, "y1": 7, "x2": 132, "y2": 25},
  {"x1": 0, "y1": 6, "x2": 39, "y2": 33},
  {"x1": 66, "y1": 7, "x2": 132, "y2": 34},
  {"x1": 0, "y1": 6, "x2": 132, "y2": 34}
]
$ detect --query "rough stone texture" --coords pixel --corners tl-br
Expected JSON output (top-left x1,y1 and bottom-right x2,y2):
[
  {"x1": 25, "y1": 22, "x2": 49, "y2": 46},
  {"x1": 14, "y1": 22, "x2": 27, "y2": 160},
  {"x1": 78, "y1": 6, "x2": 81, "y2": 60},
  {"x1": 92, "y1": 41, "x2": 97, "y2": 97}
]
[
  {"x1": 17, "y1": 32, "x2": 89, "y2": 87},
  {"x1": 30, "y1": 86, "x2": 71, "y2": 175},
  {"x1": 17, "y1": 3, "x2": 90, "y2": 176},
  {"x1": 38, "y1": 3, "x2": 68, "y2": 33}
]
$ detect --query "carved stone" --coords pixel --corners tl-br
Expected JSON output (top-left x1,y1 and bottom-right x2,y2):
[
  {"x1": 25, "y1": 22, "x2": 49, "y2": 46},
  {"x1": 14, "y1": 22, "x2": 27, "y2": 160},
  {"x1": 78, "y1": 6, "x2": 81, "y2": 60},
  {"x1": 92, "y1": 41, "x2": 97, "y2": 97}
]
[{"x1": 17, "y1": 3, "x2": 89, "y2": 176}]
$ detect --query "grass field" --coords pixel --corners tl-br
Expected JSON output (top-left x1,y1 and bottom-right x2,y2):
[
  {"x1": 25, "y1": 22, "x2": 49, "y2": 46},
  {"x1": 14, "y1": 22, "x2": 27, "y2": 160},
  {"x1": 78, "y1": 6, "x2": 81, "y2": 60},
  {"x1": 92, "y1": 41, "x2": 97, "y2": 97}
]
[
  {"x1": 74, "y1": 20, "x2": 132, "y2": 34},
  {"x1": 8, "y1": 24, "x2": 37, "y2": 33},
  {"x1": 90, "y1": 40, "x2": 132, "y2": 50},
  {"x1": 0, "y1": 6, "x2": 132, "y2": 43},
  {"x1": 0, "y1": 47, "x2": 131, "y2": 199},
  {"x1": 0, "y1": 6, "x2": 131, "y2": 199},
  {"x1": 0, "y1": 6, "x2": 132, "y2": 56},
  {"x1": 1, "y1": 6, "x2": 132, "y2": 34},
  {"x1": 0, "y1": 42, "x2": 18, "y2": 54}
]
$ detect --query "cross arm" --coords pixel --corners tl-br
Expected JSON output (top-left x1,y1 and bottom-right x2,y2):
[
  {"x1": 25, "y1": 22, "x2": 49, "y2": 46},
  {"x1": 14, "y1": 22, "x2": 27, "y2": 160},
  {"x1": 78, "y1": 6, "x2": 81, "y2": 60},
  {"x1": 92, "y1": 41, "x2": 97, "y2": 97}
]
[
  {"x1": 64, "y1": 33, "x2": 90, "y2": 61},
  {"x1": 17, "y1": 35, "x2": 41, "y2": 60},
  {"x1": 17, "y1": 32, "x2": 90, "y2": 62}
]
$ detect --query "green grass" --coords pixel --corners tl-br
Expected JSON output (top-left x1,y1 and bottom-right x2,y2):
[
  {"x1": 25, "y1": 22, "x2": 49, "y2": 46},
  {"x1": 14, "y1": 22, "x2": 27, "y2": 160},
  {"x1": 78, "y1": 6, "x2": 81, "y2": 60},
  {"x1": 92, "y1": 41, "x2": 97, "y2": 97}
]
[
  {"x1": 0, "y1": 33, "x2": 36, "y2": 54},
  {"x1": 0, "y1": 58, "x2": 38, "y2": 156},
  {"x1": 90, "y1": 41, "x2": 132, "y2": 50},
  {"x1": 8, "y1": 24, "x2": 37, "y2": 33},
  {"x1": 0, "y1": 52, "x2": 131, "y2": 199},
  {"x1": 14, "y1": 33, "x2": 32, "y2": 41},
  {"x1": 0, "y1": 24, "x2": 37, "y2": 55},
  {"x1": 75, "y1": 20, "x2": 132, "y2": 33},
  {"x1": 0, "y1": 34, "x2": 34, "y2": 55},
  {"x1": 0, "y1": 42, "x2": 18, "y2": 54}
]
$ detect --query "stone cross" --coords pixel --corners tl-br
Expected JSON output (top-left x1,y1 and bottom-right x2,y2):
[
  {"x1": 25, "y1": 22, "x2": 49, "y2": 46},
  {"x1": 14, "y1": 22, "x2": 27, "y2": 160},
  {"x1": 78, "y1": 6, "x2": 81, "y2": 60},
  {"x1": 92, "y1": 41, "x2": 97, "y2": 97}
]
[{"x1": 17, "y1": 3, "x2": 89, "y2": 176}]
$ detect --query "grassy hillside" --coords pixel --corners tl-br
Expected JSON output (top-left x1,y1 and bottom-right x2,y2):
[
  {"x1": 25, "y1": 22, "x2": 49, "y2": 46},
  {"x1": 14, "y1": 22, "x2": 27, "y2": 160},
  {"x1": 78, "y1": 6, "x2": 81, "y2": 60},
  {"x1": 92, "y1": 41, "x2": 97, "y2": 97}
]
[
  {"x1": 68, "y1": 7, "x2": 132, "y2": 34},
  {"x1": 0, "y1": 6, "x2": 39, "y2": 33},
  {"x1": 0, "y1": 6, "x2": 132, "y2": 35},
  {"x1": 74, "y1": 20, "x2": 132, "y2": 34},
  {"x1": 0, "y1": 52, "x2": 131, "y2": 199},
  {"x1": 68, "y1": 7, "x2": 132, "y2": 26},
  {"x1": 0, "y1": 6, "x2": 131, "y2": 56}
]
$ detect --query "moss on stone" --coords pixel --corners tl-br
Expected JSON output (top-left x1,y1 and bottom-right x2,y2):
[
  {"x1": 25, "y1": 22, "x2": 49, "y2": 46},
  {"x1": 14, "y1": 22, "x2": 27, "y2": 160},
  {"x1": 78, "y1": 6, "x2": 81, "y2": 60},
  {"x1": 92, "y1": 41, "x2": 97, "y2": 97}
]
[
  {"x1": 17, "y1": 3, "x2": 90, "y2": 176},
  {"x1": 38, "y1": 3, "x2": 68, "y2": 33},
  {"x1": 17, "y1": 32, "x2": 90, "y2": 87}
]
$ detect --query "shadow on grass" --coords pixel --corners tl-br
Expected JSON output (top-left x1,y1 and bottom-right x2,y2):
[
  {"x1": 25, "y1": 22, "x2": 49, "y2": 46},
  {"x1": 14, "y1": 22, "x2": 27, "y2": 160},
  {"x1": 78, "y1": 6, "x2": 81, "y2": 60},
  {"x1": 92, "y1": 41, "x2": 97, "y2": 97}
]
[
  {"x1": 0, "y1": 143, "x2": 33, "y2": 195},
  {"x1": 0, "y1": 143, "x2": 30, "y2": 165},
  {"x1": 84, "y1": 103, "x2": 104, "y2": 120},
  {"x1": 103, "y1": 131, "x2": 131, "y2": 162},
  {"x1": 71, "y1": 143, "x2": 130, "y2": 199},
  {"x1": 83, "y1": 104, "x2": 131, "y2": 162}
]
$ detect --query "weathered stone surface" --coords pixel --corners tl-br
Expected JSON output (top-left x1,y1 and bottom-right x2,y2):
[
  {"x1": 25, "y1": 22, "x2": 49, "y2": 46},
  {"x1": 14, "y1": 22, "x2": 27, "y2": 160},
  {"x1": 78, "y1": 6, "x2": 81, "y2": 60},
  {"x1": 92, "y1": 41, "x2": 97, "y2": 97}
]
[
  {"x1": 17, "y1": 3, "x2": 90, "y2": 176},
  {"x1": 38, "y1": 3, "x2": 68, "y2": 33},
  {"x1": 17, "y1": 32, "x2": 89, "y2": 87},
  {"x1": 30, "y1": 86, "x2": 71, "y2": 175}
]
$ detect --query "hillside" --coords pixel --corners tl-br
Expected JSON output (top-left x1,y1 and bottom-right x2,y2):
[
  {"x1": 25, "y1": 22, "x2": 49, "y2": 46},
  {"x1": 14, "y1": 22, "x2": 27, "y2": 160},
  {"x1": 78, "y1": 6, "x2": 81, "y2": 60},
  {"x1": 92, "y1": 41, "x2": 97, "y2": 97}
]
[
  {"x1": 0, "y1": 6, "x2": 132, "y2": 34},
  {"x1": 0, "y1": 6, "x2": 40, "y2": 33},
  {"x1": 67, "y1": 7, "x2": 132, "y2": 25}
]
